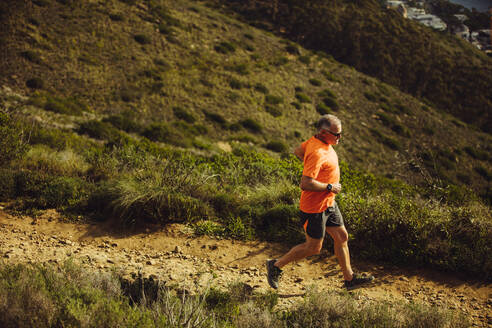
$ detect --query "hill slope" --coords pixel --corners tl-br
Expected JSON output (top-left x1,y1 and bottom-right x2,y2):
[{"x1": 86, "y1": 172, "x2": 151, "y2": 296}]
[{"x1": 0, "y1": 0, "x2": 490, "y2": 201}]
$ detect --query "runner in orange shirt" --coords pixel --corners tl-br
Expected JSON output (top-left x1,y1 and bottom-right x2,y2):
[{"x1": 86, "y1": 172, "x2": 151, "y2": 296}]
[{"x1": 266, "y1": 114, "x2": 374, "y2": 290}]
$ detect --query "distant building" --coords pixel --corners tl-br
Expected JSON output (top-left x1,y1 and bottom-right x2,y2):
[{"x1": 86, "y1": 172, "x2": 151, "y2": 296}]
[
  {"x1": 454, "y1": 14, "x2": 468, "y2": 22},
  {"x1": 454, "y1": 24, "x2": 470, "y2": 39},
  {"x1": 407, "y1": 7, "x2": 426, "y2": 18},
  {"x1": 413, "y1": 14, "x2": 447, "y2": 31},
  {"x1": 386, "y1": 0, "x2": 404, "y2": 8}
]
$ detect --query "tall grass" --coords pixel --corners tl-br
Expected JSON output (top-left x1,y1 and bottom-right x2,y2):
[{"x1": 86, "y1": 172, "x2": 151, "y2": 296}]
[{"x1": 0, "y1": 262, "x2": 469, "y2": 328}]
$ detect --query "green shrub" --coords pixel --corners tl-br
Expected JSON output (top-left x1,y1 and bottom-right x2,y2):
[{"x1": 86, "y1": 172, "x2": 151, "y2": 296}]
[
  {"x1": 298, "y1": 55, "x2": 311, "y2": 64},
  {"x1": 229, "y1": 134, "x2": 257, "y2": 144},
  {"x1": 43, "y1": 96, "x2": 87, "y2": 116},
  {"x1": 103, "y1": 112, "x2": 144, "y2": 133},
  {"x1": 464, "y1": 146, "x2": 489, "y2": 161},
  {"x1": 265, "y1": 105, "x2": 282, "y2": 117},
  {"x1": 142, "y1": 123, "x2": 192, "y2": 148},
  {"x1": 29, "y1": 125, "x2": 95, "y2": 152},
  {"x1": 120, "y1": 88, "x2": 141, "y2": 102},
  {"x1": 229, "y1": 78, "x2": 243, "y2": 89},
  {"x1": 240, "y1": 119, "x2": 262, "y2": 133},
  {"x1": 265, "y1": 94, "x2": 283, "y2": 105},
  {"x1": 272, "y1": 56, "x2": 289, "y2": 66},
  {"x1": 309, "y1": 78, "x2": 322, "y2": 86},
  {"x1": 15, "y1": 171, "x2": 91, "y2": 209},
  {"x1": 133, "y1": 34, "x2": 151, "y2": 44},
  {"x1": 264, "y1": 141, "x2": 287, "y2": 153},
  {"x1": 243, "y1": 32, "x2": 254, "y2": 40},
  {"x1": 77, "y1": 120, "x2": 125, "y2": 142},
  {"x1": 214, "y1": 41, "x2": 236, "y2": 54},
  {"x1": 20, "y1": 50, "x2": 42, "y2": 64},
  {"x1": 258, "y1": 204, "x2": 303, "y2": 243},
  {"x1": 0, "y1": 112, "x2": 28, "y2": 166},
  {"x1": 295, "y1": 93, "x2": 311, "y2": 103},
  {"x1": 291, "y1": 101, "x2": 302, "y2": 110},
  {"x1": 285, "y1": 288, "x2": 469, "y2": 328},
  {"x1": 316, "y1": 103, "x2": 331, "y2": 115},
  {"x1": 321, "y1": 70, "x2": 339, "y2": 82},
  {"x1": 228, "y1": 63, "x2": 249, "y2": 75},
  {"x1": 322, "y1": 97, "x2": 339, "y2": 110},
  {"x1": 318, "y1": 89, "x2": 336, "y2": 99},
  {"x1": 173, "y1": 106, "x2": 196, "y2": 123},
  {"x1": 285, "y1": 44, "x2": 300, "y2": 55},
  {"x1": 254, "y1": 83, "x2": 268, "y2": 94},
  {"x1": 0, "y1": 169, "x2": 16, "y2": 200},
  {"x1": 369, "y1": 128, "x2": 401, "y2": 150},
  {"x1": 474, "y1": 165, "x2": 491, "y2": 181},
  {"x1": 203, "y1": 110, "x2": 227, "y2": 126},
  {"x1": 364, "y1": 91, "x2": 378, "y2": 102},
  {"x1": 26, "y1": 78, "x2": 44, "y2": 89},
  {"x1": 109, "y1": 13, "x2": 124, "y2": 21}
]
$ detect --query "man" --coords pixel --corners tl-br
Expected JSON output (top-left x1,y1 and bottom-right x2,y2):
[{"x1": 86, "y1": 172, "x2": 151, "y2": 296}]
[{"x1": 266, "y1": 114, "x2": 374, "y2": 290}]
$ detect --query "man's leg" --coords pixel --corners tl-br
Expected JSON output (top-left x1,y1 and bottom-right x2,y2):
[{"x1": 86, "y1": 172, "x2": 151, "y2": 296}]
[
  {"x1": 274, "y1": 233, "x2": 323, "y2": 269},
  {"x1": 266, "y1": 233, "x2": 323, "y2": 289},
  {"x1": 326, "y1": 225, "x2": 374, "y2": 289},
  {"x1": 326, "y1": 225, "x2": 353, "y2": 281}
]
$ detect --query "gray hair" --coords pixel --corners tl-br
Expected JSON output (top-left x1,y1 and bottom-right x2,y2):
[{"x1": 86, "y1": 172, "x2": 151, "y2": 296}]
[{"x1": 317, "y1": 114, "x2": 341, "y2": 129}]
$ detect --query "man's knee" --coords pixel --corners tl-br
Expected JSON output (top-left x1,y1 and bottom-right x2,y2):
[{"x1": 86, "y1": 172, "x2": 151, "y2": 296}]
[
  {"x1": 305, "y1": 241, "x2": 323, "y2": 255},
  {"x1": 331, "y1": 228, "x2": 349, "y2": 244}
]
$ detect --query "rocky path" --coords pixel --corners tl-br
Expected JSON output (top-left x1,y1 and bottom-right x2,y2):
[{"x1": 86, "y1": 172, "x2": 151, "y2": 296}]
[{"x1": 0, "y1": 209, "x2": 491, "y2": 327}]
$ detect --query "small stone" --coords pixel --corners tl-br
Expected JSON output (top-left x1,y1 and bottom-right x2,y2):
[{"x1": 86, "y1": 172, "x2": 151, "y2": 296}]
[
  {"x1": 146, "y1": 260, "x2": 155, "y2": 265},
  {"x1": 209, "y1": 245, "x2": 218, "y2": 250},
  {"x1": 294, "y1": 277, "x2": 303, "y2": 283}
]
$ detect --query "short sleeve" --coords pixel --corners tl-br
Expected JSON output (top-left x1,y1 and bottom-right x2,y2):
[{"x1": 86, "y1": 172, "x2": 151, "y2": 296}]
[{"x1": 302, "y1": 151, "x2": 322, "y2": 178}]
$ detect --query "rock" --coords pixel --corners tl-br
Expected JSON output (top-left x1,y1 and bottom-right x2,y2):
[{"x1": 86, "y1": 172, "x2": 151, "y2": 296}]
[
  {"x1": 146, "y1": 260, "x2": 155, "y2": 265},
  {"x1": 209, "y1": 245, "x2": 218, "y2": 250},
  {"x1": 294, "y1": 277, "x2": 303, "y2": 283}
]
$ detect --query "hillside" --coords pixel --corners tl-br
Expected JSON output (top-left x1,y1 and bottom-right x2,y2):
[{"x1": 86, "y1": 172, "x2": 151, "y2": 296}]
[
  {"x1": 0, "y1": 0, "x2": 491, "y2": 326},
  {"x1": 212, "y1": 0, "x2": 492, "y2": 133},
  {"x1": 0, "y1": 0, "x2": 491, "y2": 201}
]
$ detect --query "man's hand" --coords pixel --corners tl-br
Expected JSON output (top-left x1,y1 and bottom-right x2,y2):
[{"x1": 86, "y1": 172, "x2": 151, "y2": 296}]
[{"x1": 330, "y1": 183, "x2": 342, "y2": 194}]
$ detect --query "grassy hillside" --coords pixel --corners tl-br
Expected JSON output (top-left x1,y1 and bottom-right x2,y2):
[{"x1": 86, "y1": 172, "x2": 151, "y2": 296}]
[
  {"x1": 0, "y1": 0, "x2": 491, "y2": 199},
  {"x1": 212, "y1": 0, "x2": 492, "y2": 133},
  {"x1": 0, "y1": 0, "x2": 491, "y2": 278}
]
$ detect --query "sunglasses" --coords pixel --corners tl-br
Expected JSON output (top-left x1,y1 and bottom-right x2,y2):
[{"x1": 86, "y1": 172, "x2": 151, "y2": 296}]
[{"x1": 320, "y1": 128, "x2": 342, "y2": 138}]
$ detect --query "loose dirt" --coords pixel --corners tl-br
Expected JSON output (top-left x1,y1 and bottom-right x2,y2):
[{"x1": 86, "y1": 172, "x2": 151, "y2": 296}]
[{"x1": 0, "y1": 208, "x2": 490, "y2": 326}]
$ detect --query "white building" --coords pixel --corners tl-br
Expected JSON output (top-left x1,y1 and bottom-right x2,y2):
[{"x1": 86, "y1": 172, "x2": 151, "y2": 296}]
[
  {"x1": 454, "y1": 24, "x2": 470, "y2": 39},
  {"x1": 413, "y1": 14, "x2": 447, "y2": 31}
]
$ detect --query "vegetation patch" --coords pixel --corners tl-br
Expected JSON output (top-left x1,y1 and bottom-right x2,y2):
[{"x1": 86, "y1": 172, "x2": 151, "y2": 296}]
[
  {"x1": 265, "y1": 105, "x2": 282, "y2": 117},
  {"x1": 295, "y1": 93, "x2": 311, "y2": 103},
  {"x1": 173, "y1": 106, "x2": 196, "y2": 123},
  {"x1": 26, "y1": 78, "x2": 44, "y2": 89},
  {"x1": 203, "y1": 110, "x2": 227, "y2": 126},
  {"x1": 20, "y1": 50, "x2": 42, "y2": 64},
  {"x1": 309, "y1": 78, "x2": 322, "y2": 86},
  {"x1": 316, "y1": 103, "x2": 331, "y2": 115},
  {"x1": 264, "y1": 140, "x2": 287, "y2": 153},
  {"x1": 265, "y1": 94, "x2": 283, "y2": 105},
  {"x1": 239, "y1": 119, "x2": 262, "y2": 133},
  {"x1": 214, "y1": 41, "x2": 236, "y2": 54},
  {"x1": 133, "y1": 34, "x2": 151, "y2": 45}
]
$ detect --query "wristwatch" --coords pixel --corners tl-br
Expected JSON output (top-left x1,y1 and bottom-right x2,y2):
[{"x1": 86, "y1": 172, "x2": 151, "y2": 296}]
[{"x1": 326, "y1": 184, "x2": 333, "y2": 191}]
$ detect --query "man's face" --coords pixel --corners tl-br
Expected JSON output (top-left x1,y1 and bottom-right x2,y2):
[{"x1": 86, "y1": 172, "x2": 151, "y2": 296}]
[{"x1": 318, "y1": 123, "x2": 342, "y2": 145}]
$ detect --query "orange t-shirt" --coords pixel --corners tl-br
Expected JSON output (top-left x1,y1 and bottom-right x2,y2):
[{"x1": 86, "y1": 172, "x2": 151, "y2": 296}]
[{"x1": 299, "y1": 136, "x2": 340, "y2": 213}]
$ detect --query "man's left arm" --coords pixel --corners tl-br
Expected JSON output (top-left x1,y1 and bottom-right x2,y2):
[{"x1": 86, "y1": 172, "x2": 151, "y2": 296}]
[{"x1": 300, "y1": 176, "x2": 341, "y2": 193}]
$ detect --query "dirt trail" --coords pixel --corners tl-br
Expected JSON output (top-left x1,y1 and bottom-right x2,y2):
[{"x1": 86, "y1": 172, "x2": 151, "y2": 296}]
[{"x1": 0, "y1": 208, "x2": 490, "y2": 327}]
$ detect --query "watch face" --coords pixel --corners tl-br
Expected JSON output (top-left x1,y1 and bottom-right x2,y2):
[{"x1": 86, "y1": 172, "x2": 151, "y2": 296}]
[{"x1": 327, "y1": 184, "x2": 332, "y2": 191}]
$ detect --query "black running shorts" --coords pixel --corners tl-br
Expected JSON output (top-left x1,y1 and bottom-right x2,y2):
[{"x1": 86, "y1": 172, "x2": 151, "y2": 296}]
[{"x1": 300, "y1": 202, "x2": 344, "y2": 239}]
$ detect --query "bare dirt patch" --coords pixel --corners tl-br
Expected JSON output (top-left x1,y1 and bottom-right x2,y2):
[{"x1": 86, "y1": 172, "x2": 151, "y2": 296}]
[{"x1": 0, "y1": 209, "x2": 490, "y2": 326}]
